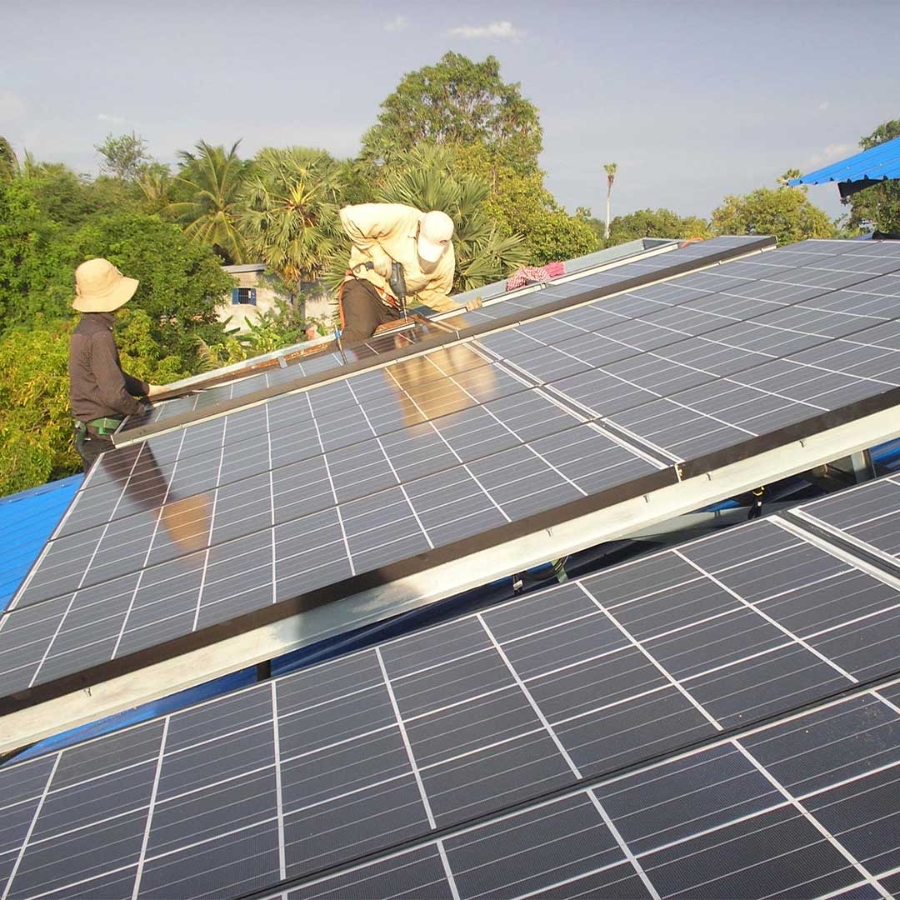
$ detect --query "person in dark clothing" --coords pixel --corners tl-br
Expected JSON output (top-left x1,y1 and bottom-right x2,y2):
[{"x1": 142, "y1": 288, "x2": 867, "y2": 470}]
[{"x1": 68, "y1": 258, "x2": 162, "y2": 471}]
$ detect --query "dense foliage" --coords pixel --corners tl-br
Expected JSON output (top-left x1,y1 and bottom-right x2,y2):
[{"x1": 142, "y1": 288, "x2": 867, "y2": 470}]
[
  {"x1": 846, "y1": 119, "x2": 900, "y2": 235},
  {"x1": 605, "y1": 208, "x2": 712, "y2": 244},
  {"x1": 711, "y1": 178, "x2": 834, "y2": 246},
  {"x1": 361, "y1": 52, "x2": 543, "y2": 178}
]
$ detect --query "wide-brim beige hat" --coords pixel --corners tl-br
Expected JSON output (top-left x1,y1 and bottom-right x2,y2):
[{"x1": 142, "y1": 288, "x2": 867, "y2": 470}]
[{"x1": 73, "y1": 258, "x2": 139, "y2": 313}]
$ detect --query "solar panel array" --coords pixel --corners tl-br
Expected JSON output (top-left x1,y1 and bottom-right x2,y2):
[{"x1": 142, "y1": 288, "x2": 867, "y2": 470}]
[
  {"x1": 0, "y1": 342, "x2": 664, "y2": 701},
  {"x1": 4, "y1": 239, "x2": 900, "y2": 713},
  {"x1": 117, "y1": 237, "x2": 768, "y2": 442},
  {"x1": 474, "y1": 238, "x2": 900, "y2": 461},
  {"x1": 3, "y1": 489, "x2": 900, "y2": 900},
  {"x1": 439, "y1": 236, "x2": 759, "y2": 330},
  {"x1": 447, "y1": 236, "x2": 675, "y2": 309}
]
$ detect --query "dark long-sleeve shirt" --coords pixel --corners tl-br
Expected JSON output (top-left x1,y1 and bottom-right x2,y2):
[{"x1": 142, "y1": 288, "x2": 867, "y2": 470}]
[{"x1": 69, "y1": 312, "x2": 149, "y2": 422}]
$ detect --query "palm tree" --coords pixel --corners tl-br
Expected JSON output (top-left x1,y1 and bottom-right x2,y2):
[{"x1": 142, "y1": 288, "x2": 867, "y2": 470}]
[
  {"x1": 603, "y1": 162, "x2": 617, "y2": 240},
  {"x1": 137, "y1": 163, "x2": 175, "y2": 215},
  {"x1": 375, "y1": 144, "x2": 529, "y2": 291},
  {"x1": 167, "y1": 140, "x2": 248, "y2": 264},
  {"x1": 237, "y1": 147, "x2": 345, "y2": 287}
]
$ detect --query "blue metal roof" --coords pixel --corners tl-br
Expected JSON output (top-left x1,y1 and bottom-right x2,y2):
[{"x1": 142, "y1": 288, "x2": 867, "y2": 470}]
[
  {"x1": 0, "y1": 475, "x2": 82, "y2": 613},
  {"x1": 789, "y1": 135, "x2": 900, "y2": 187}
]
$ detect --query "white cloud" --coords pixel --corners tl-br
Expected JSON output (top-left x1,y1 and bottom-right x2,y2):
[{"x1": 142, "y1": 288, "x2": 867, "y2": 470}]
[
  {"x1": 818, "y1": 100, "x2": 830, "y2": 111},
  {"x1": 96, "y1": 113, "x2": 128, "y2": 125},
  {"x1": 385, "y1": 15, "x2": 408, "y2": 32},
  {"x1": 0, "y1": 90, "x2": 26, "y2": 123},
  {"x1": 807, "y1": 143, "x2": 853, "y2": 167},
  {"x1": 449, "y1": 21, "x2": 525, "y2": 40}
]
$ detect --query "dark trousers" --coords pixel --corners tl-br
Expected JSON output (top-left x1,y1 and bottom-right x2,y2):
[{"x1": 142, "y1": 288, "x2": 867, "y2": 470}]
[
  {"x1": 74, "y1": 425, "x2": 114, "y2": 472},
  {"x1": 339, "y1": 278, "x2": 402, "y2": 346}
]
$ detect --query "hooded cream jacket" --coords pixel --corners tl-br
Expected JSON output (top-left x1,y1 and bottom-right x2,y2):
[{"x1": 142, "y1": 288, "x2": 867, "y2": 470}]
[{"x1": 339, "y1": 203, "x2": 458, "y2": 312}]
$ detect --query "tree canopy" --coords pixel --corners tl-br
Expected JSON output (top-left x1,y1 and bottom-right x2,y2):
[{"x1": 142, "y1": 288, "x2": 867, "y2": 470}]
[
  {"x1": 0, "y1": 320, "x2": 76, "y2": 494},
  {"x1": 711, "y1": 178, "x2": 834, "y2": 246},
  {"x1": 95, "y1": 132, "x2": 152, "y2": 182},
  {"x1": 238, "y1": 147, "x2": 345, "y2": 284},
  {"x1": 168, "y1": 140, "x2": 250, "y2": 264},
  {"x1": 846, "y1": 119, "x2": 900, "y2": 235},
  {"x1": 606, "y1": 208, "x2": 712, "y2": 245},
  {"x1": 455, "y1": 144, "x2": 598, "y2": 265},
  {"x1": 0, "y1": 136, "x2": 19, "y2": 183},
  {"x1": 361, "y1": 52, "x2": 543, "y2": 178}
]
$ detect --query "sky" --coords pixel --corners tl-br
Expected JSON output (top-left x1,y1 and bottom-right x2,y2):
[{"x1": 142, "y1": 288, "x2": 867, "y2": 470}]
[{"x1": 3, "y1": 0, "x2": 900, "y2": 225}]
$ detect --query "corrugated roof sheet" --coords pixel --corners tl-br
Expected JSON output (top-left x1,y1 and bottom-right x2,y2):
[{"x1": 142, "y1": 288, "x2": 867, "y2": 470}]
[
  {"x1": 790, "y1": 135, "x2": 900, "y2": 186},
  {"x1": 0, "y1": 475, "x2": 81, "y2": 612}
]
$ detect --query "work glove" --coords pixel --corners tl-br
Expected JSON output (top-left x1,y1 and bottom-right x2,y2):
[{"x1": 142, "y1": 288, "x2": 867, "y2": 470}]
[{"x1": 369, "y1": 246, "x2": 393, "y2": 279}]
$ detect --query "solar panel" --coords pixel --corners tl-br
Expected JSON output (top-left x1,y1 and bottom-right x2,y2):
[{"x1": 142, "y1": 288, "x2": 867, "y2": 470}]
[
  {"x1": 788, "y1": 472, "x2": 900, "y2": 574},
  {"x1": 4, "y1": 240, "x2": 900, "y2": 746},
  {"x1": 121, "y1": 321, "x2": 439, "y2": 435},
  {"x1": 420, "y1": 236, "x2": 770, "y2": 334},
  {"x1": 3, "y1": 499, "x2": 900, "y2": 899},
  {"x1": 288, "y1": 681, "x2": 900, "y2": 900},
  {"x1": 447, "y1": 236, "x2": 677, "y2": 309},
  {"x1": 116, "y1": 236, "x2": 773, "y2": 446},
  {"x1": 478, "y1": 238, "x2": 900, "y2": 463}
]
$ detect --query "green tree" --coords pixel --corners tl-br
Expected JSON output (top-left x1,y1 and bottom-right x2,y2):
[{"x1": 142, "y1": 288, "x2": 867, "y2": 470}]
[
  {"x1": 455, "y1": 144, "x2": 598, "y2": 265},
  {"x1": 846, "y1": 119, "x2": 900, "y2": 235},
  {"x1": 68, "y1": 213, "x2": 236, "y2": 364},
  {"x1": 362, "y1": 52, "x2": 543, "y2": 178},
  {"x1": 137, "y1": 162, "x2": 177, "y2": 215},
  {"x1": 238, "y1": 147, "x2": 345, "y2": 285},
  {"x1": 233, "y1": 299, "x2": 309, "y2": 357},
  {"x1": 95, "y1": 132, "x2": 151, "y2": 182},
  {"x1": 0, "y1": 177, "x2": 71, "y2": 329},
  {"x1": 603, "y1": 162, "x2": 617, "y2": 240},
  {"x1": 336, "y1": 157, "x2": 377, "y2": 206},
  {"x1": 606, "y1": 208, "x2": 712, "y2": 245},
  {"x1": 0, "y1": 136, "x2": 19, "y2": 183},
  {"x1": 14, "y1": 160, "x2": 97, "y2": 228},
  {"x1": 711, "y1": 177, "x2": 835, "y2": 246},
  {"x1": 168, "y1": 140, "x2": 250, "y2": 264},
  {"x1": 0, "y1": 320, "x2": 79, "y2": 495},
  {"x1": 375, "y1": 144, "x2": 530, "y2": 291}
]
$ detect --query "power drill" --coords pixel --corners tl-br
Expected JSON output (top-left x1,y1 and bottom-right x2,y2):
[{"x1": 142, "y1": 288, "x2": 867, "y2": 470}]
[
  {"x1": 358, "y1": 260, "x2": 408, "y2": 316},
  {"x1": 388, "y1": 261, "x2": 407, "y2": 315}
]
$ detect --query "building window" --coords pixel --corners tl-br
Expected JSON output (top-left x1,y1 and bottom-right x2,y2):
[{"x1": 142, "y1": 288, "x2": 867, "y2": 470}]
[{"x1": 231, "y1": 287, "x2": 257, "y2": 306}]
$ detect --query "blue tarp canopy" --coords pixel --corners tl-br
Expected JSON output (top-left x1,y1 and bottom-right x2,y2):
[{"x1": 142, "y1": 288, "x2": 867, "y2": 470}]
[{"x1": 789, "y1": 135, "x2": 900, "y2": 198}]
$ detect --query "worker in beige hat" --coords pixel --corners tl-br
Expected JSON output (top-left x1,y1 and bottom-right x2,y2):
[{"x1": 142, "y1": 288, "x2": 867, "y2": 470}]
[
  {"x1": 338, "y1": 203, "x2": 465, "y2": 345},
  {"x1": 68, "y1": 258, "x2": 164, "y2": 471}
]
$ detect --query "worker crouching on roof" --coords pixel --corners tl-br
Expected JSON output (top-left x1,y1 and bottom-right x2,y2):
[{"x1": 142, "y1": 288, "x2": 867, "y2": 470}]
[
  {"x1": 337, "y1": 203, "x2": 460, "y2": 345},
  {"x1": 68, "y1": 258, "x2": 164, "y2": 472}
]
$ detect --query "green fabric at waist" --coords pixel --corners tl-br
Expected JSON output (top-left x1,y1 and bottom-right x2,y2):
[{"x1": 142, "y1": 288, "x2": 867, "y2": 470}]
[{"x1": 75, "y1": 416, "x2": 124, "y2": 435}]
